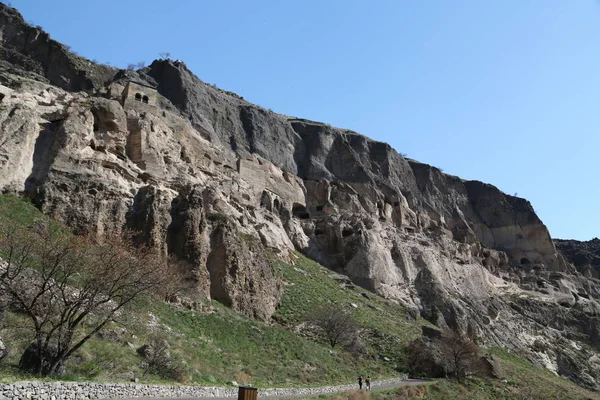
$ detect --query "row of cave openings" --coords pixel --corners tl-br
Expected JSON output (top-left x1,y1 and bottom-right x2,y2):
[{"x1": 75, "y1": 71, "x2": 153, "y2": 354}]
[
  {"x1": 134, "y1": 93, "x2": 150, "y2": 104},
  {"x1": 261, "y1": 191, "x2": 539, "y2": 266},
  {"x1": 259, "y1": 190, "x2": 326, "y2": 221},
  {"x1": 291, "y1": 202, "x2": 355, "y2": 238},
  {"x1": 255, "y1": 192, "x2": 360, "y2": 239}
]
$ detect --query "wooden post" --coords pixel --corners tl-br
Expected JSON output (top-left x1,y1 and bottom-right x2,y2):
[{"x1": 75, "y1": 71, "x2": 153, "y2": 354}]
[{"x1": 238, "y1": 386, "x2": 258, "y2": 400}]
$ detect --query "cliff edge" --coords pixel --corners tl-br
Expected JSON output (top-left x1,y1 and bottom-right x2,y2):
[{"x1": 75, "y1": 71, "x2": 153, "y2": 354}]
[{"x1": 1, "y1": 2, "x2": 599, "y2": 391}]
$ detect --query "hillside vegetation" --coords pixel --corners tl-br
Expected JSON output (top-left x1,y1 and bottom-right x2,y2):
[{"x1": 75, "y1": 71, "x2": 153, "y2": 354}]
[
  {"x1": 302, "y1": 348, "x2": 600, "y2": 400},
  {"x1": 2, "y1": 194, "x2": 600, "y2": 400},
  {"x1": 0, "y1": 195, "x2": 416, "y2": 386}
]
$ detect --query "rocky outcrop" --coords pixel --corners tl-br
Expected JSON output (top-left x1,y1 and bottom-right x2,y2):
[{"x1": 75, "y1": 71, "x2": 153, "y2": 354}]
[
  {"x1": 0, "y1": 2, "x2": 599, "y2": 391},
  {"x1": 206, "y1": 221, "x2": 283, "y2": 321},
  {"x1": 555, "y1": 238, "x2": 600, "y2": 277},
  {"x1": 0, "y1": 65, "x2": 283, "y2": 321},
  {"x1": 0, "y1": 4, "x2": 116, "y2": 91}
]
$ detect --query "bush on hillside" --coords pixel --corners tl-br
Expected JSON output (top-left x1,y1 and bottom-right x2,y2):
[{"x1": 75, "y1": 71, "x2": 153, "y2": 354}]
[
  {"x1": 306, "y1": 305, "x2": 359, "y2": 349},
  {"x1": 408, "y1": 328, "x2": 483, "y2": 383}
]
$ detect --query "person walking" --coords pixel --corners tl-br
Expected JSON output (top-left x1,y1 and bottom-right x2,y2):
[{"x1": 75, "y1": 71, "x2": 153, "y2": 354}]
[
  {"x1": 357, "y1": 376, "x2": 363, "y2": 390},
  {"x1": 365, "y1": 375, "x2": 371, "y2": 391}
]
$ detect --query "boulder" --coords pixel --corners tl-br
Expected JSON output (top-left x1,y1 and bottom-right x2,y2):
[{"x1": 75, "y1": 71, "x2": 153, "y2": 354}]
[
  {"x1": 18, "y1": 343, "x2": 65, "y2": 376},
  {"x1": 478, "y1": 354, "x2": 502, "y2": 379},
  {"x1": 421, "y1": 326, "x2": 442, "y2": 340},
  {"x1": 407, "y1": 338, "x2": 445, "y2": 378}
]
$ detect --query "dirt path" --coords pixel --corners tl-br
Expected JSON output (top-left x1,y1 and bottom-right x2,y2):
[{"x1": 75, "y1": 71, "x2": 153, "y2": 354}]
[{"x1": 115, "y1": 379, "x2": 430, "y2": 400}]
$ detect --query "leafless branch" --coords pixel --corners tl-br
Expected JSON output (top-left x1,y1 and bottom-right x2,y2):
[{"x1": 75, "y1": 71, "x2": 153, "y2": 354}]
[
  {"x1": 0, "y1": 222, "x2": 170, "y2": 376},
  {"x1": 306, "y1": 305, "x2": 358, "y2": 348}
]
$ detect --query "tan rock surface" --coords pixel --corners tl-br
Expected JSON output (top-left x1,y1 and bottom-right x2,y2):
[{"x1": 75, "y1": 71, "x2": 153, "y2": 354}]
[{"x1": 1, "y1": 7, "x2": 600, "y2": 389}]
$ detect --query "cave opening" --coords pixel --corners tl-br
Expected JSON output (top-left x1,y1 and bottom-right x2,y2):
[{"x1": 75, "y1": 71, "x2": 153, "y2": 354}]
[{"x1": 292, "y1": 203, "x2": 310, "y2": 219}]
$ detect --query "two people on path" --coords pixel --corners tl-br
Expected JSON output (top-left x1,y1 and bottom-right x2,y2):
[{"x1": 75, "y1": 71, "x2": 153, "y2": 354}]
[{"x1": 357, "y1": 375, "x2": 371, "y2": 390}]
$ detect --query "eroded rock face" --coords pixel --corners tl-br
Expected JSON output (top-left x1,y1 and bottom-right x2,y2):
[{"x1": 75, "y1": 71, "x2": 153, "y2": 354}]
[
  {"x1": 555, "y1": 238, "x2": 600, "y2": 278},
  {"x1": 207, "y1": 221, "x2": 283, "y2": 321},
  {"x1": 0, "y1": 67, "x2": 284, "y2": 321},
  {"x1": 0, "y1": 3, "x2": 599, "y2": 390},
  {"x1": 0, "y1": 4, "x2": 116, "y2": 91}
]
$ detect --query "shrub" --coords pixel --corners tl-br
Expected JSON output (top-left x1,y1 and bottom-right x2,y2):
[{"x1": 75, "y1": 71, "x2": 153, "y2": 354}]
[
  {"x1": 235, "y1": 370, "x2": 251, "y2": 385},
  {"x1": 139, "y1": 334, "x2": 171, "y2": 377},
  {"x1": 306, "y1": 305, "x2": 358, "y2": 348},
  {"x1": 206, "y1": 212, "x2": 227, "y2": 223}
]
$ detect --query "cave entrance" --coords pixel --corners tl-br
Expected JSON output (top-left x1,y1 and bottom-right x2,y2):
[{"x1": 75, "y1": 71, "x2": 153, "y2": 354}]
[{"x1": 292, "y1": 203, "x2": 310, "y2": 219}]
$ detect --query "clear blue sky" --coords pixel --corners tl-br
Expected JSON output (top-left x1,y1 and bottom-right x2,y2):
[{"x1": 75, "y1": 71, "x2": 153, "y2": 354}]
[{"x1": 9, "y1": 0, "x2": 600, "y2": 240}]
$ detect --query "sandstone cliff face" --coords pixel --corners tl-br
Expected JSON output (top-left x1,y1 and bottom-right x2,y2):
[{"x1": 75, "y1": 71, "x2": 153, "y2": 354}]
[{"x1": 1, "y1": 3, "x2": 599, "y2": 390}]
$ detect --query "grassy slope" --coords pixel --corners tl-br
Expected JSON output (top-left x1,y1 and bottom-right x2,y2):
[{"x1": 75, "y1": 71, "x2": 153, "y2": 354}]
[
  {"x1": 0, "y1": 195, "x2": 418, "y2": 386},
  {"x1": 303, "y1": 349, "x2": 600, "y2": 400},
  {"x1": 2, "y1": 194, "x2": 600, "y2": 399}
]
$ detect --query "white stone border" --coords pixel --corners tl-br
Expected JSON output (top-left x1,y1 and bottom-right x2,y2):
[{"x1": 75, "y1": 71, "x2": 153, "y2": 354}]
[{"x1": 0, "y1": 375, "x2": 409, "y2": 399}]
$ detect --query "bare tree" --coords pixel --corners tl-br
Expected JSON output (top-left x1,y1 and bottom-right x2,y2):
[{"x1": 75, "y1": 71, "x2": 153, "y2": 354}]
[
  {"x1": 135, "y1": 61, "x2": 146, "y2": 69},
  {"x1": 126, "y1": 63, "x2": 136, "y2": 71},
  {"x1": 0, "y1": 222, "x2": 168, "y2": 376},
  {"x1": 138, "y1": 333, "x2": 171, "y2": 377},
  {"x1": 306, "y1": 305, "x2": 358, "y2": 348},
  {"x1": 159, "y1": 52, "x2": 171, "y2": 60},
  {"x1": 438, "y1": 329, "x2": 480, "y2": 383}
]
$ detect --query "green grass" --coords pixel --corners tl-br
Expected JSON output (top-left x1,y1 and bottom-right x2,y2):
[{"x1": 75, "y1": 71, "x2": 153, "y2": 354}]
[
  {"x1": 2, "y1": 194, "x2": 600, "y2": 399},
  {"x1": 0, "y1": 195, "x2": 414, "y2": 387},
  {"x1": 272, "y1": 253, "x2": 428, "y2": 371},
  {"x1": 0, "y1": 194, "x2": 69, "y2": 244},
  {"x1": 272, "y1": 253, "x2": 424, "y2": 340},
  {"x1": 0, "y1": 195, "x2": 41, "y2": 225},
  {"x1": 299, "y1": 348, "x2": 600, "y2": 400},
  {"x1": 144, "y1": 300, "x2": 400, "y2": 387}
]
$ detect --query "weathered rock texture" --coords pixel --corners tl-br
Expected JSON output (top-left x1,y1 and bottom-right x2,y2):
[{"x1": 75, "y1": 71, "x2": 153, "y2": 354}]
[
  {"x1": 0, "y1": 2, "x2": 599, "y2": 391},
  {"x1": 555, "y1": 238, "x2": 600, "y2": 278},
  {"x1": 0, "y1": 3, "x2": 116, "y2": 91}
]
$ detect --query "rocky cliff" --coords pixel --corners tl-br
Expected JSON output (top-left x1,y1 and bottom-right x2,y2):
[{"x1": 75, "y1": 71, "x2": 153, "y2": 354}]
[
  {"x1": 555, "y1": 238, "x2": 600, "y2": 277},
  {"x1": 1, "y1": 2, "x2": 599, "y2": 391}
]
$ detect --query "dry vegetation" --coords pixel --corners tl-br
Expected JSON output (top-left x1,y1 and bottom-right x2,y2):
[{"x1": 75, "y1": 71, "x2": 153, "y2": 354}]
[
  {"x1": 0, "y1": 201, "x2": 170, "y2": 376},
  {"x1": 1, "y1": 195, "x2": 600, "y2": 399}
]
